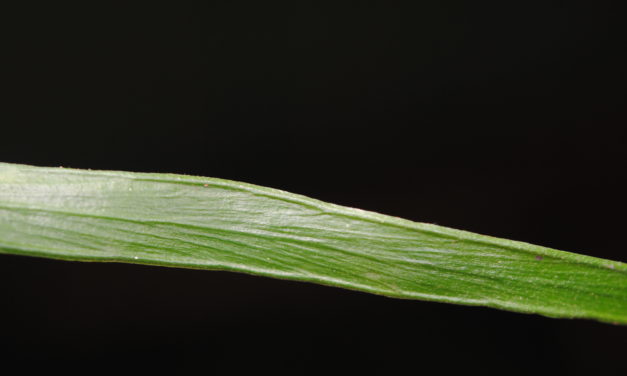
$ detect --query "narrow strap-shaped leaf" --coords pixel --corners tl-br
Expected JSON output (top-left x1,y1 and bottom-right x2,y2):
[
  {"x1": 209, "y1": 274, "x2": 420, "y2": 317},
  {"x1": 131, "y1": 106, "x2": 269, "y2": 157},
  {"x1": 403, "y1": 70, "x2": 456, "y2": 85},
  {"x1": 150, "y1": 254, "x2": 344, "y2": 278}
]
[{"x1": 1, "y1": 162, "x2": 625, "y2": 324}]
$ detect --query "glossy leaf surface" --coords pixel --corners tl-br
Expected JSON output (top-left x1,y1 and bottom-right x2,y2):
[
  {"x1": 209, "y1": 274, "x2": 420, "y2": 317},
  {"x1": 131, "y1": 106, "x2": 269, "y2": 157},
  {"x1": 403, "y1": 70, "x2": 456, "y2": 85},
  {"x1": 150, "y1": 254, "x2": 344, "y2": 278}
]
[{"x1": 1, "y1": 162, "x2": 625, "y2": 324}]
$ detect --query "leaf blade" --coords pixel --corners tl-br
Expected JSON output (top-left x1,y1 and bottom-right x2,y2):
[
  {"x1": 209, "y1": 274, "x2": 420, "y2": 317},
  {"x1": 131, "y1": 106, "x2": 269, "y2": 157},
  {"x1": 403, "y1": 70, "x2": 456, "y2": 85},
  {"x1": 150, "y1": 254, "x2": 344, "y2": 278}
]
[{"x1": 1, "y1": 162, "x2": 625, "y2": 323}]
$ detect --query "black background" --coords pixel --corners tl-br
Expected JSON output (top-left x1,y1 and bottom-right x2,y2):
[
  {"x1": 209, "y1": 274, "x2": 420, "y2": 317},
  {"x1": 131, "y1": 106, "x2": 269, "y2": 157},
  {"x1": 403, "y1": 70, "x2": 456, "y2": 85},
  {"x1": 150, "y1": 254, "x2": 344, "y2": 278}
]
[{"x1": 1, "y1": 1, "x2": 626, "y2": 374}]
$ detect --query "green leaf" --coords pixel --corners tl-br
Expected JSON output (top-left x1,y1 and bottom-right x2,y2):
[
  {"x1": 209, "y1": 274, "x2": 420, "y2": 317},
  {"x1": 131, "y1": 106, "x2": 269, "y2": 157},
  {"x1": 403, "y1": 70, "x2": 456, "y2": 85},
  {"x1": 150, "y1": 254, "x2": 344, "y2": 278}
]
[{"x1": 1, "y1": 162, "x2": 625, "y2": 324}]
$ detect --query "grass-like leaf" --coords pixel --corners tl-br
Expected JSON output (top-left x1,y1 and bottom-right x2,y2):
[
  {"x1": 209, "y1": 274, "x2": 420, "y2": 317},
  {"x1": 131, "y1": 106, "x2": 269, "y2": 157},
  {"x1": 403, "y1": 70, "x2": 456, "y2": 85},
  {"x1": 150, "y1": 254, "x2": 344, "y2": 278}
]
[{"x1": 1, "y1": 162, "x2": 625, "y2": 324}]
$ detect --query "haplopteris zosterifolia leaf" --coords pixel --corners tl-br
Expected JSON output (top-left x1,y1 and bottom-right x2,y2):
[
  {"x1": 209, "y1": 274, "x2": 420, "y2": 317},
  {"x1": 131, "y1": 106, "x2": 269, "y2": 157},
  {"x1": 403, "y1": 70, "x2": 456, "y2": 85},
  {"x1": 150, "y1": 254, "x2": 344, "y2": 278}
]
[{"x1": 0, "y1": 162, "x2": 625, "y2": 324}]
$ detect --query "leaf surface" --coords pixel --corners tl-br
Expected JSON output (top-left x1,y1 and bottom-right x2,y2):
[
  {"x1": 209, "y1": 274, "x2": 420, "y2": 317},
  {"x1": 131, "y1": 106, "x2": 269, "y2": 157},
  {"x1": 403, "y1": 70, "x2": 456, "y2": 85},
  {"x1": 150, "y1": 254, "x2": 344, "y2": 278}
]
[{"x1": 1, "y1": 162, "x2": 625, "y2": 323}]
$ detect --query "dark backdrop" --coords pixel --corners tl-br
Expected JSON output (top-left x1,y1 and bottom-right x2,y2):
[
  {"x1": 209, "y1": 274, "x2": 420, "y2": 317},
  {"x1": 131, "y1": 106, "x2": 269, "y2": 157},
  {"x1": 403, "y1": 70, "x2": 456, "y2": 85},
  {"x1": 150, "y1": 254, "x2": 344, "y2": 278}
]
[{"x1": 1, "y1": 1, "x2": 625, "y2": 374}]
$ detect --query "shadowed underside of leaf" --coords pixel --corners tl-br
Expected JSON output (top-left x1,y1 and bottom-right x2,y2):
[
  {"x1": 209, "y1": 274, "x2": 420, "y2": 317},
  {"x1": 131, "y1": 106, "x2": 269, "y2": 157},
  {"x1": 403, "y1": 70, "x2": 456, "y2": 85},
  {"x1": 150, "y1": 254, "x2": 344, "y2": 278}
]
[{"x1": 0, "y1": 162, "x2": 625, "y2": 324}]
